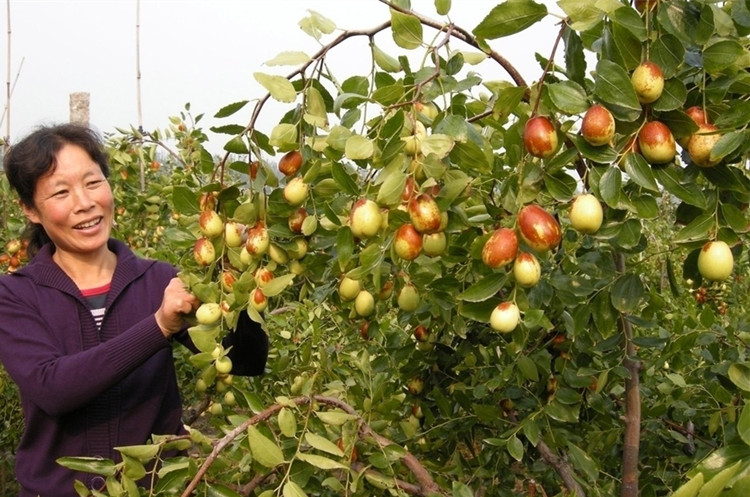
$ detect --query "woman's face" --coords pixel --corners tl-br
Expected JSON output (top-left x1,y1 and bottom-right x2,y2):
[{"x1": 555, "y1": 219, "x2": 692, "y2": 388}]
[{"x1": 22, "y1": 143, "x2": 114, "y2": 258}]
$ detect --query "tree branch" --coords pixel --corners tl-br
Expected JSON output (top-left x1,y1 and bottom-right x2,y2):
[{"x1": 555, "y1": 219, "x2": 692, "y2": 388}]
[
  {"x1": 615, "y1": 252, "x2": 641, "y2": 497},
  {"x1": 536, "y1": 439, "x2": 587, "y2": 497}
]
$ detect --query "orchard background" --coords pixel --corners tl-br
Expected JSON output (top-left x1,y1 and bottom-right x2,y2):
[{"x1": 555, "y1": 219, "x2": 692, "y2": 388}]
[{"x1": 3, "y1": 0, "x2": 750, "y2": 496}]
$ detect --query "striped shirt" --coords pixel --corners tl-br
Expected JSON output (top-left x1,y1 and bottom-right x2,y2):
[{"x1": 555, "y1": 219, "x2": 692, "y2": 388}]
[{"x1": 81, "y1": 283, "x2": 110, "y2": 329}]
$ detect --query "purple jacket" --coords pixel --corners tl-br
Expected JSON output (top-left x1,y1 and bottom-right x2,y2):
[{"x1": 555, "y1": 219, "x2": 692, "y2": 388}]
[{"x1": 0, "y1": 239, "x2": 186, "y2": 496}]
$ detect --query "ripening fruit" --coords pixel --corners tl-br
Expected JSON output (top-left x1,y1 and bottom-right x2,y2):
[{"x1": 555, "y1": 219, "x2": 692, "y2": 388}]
[
  {"x1": 195, "y1": 302, "x2": 222, "y2": 326},
  {"x1": 517, "y1": 205, "x2": 562, "y2": 253},
  {"x1": 408, "y1": 193, "x2": 442, "y2": 234},
  {"x1": 406, "y1": 377, "x2": 425, "y2": 395},
  {"x1": 638, "y1": 121, "x2": 675, "y2": 165},
  {"x1": 687, "y1": 123, "x2": 722, "y2": 168},
  {"x1": 199, "y1": 210, "x2": 224, "y2": 239},
  {"x1": 490, "y1": 302, "x2": 521, "y2": 333},
  {"x1": 193, "y1": 237, "x2": 216, "y2": 266},
  {"x1": 697, "y1": 240, "x2": 733, "y2": 282},
  {"x1": 339, "y1": 276, "x2": 363, "y2": 302},
  {"x1": 245, "y1": 222, "x2": 270, "y2": 256},
  {"x1": 224, "y1": 221, "x2": 245, "y2": 248},
  {"x1": 254, "y1": 267, "x2": 274, "y2": 288},
  {"x1": 569, "y1": 194, "x2": 604, "y2": 234},
  {"x1": 278, "y1": 150, "x2": 303, "y2": 176},
  {"x1": 249, "y1": 287, "x2": 268, "y2": 312},
  {"x1": 394, "y1": 224, "x2": 423, "y2": 260},
  {"x1": 512, "y1": 252, "x2": 541, "y2": 288},
  {"x1": 481, "y1": 227, "x2": 519, "y2": 269},
  {"x1": 354, "y1": 290, "x2": 375, "y2": 317},
  {"x1": 581, "y1": 104, "x2": 615, "y2": 147},
  {"x1": 631, "y1": 61, "x2": 664, "y2": 104},
  {"x1": 523, "y1": 116, "x2": 558, "y2": 158},
  {"x1": 350, "y1": 198, "x2": 383, "y2": 239}
]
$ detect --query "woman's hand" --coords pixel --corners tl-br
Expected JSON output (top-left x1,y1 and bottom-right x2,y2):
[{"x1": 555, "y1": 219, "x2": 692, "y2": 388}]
[{"x1": 155, "y1": 278, "x2": 200, "y2": 338}]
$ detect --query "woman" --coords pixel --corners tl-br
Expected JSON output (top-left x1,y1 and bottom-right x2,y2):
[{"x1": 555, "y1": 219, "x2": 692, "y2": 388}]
[{"x1": 0, "y1": 124, "x2": 267, "y2": 496}]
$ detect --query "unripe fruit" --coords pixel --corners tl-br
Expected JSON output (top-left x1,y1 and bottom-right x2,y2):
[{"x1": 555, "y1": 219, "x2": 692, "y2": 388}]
[
  {"x1": 339, "y1": 276, "x2": 363, "y2": 302},
  {"x1": 350, "y1": 198, "x2": 383, "y2": 239},
  {"x1": 208, "y1": 402, "x2": 223, "y2": 415},
  {"x1": 397, "y1": 283, "x2": 420, "y2": 312},
  {"x1": 569, "y1": 194, "x2": 604, "y2": 234},
  {"x1": 354, "y1": 290, "x2": 375, "y2": 317},
  {"x1": 278, "y1": 150, "x2": 302, "y2": 176},
  {"x1": 195, "y1": 302, "x2": 222, "y2": 326},
  {"x1": 193, "y1": 237, "x2": 216, "y2": 266},
  {"x1": 517, "y1": 205, "x2": 562, "y2": 253},
  {"x1": 406, "y1": 377, "x2": 425, "y2": 395},
  {"x1": 631, "y1": 61, "x2": 664, "y2": 104},
  {"x1": 481, "y1": 227, "x2": 519, "y2": 269},
  {"x1": 249, "y1": 287, "x2": 268, "y2": 312},
  {"x1": 490, "y1": 302, "x2": 521, "y2": 333},
  {"x1": 697, "y1": 240, "x2": 733, "y2": 282},
  {"x1": 215, "y1": 356, "x2": 233, "y2": 375},
  {"x1": 687, "y1": 123, "x2": 721, "y2": 168},
  {"x1": 283, "y1": 177, "x2": 309, "y2": 206},
  {"x1": 523, "y1": 116, "x2": 558, "y2": 159},
  {"x1": 403, "y1": 121, "x2": 427, "y2": 156},
  {"x1": 223, "y1": 391, "x2": 237, "y2": 407},
  {"x1": 408, "y1": 193, "x2": 441, "y2": 234},
  {"x1": 513, "y1": 252, "x2": 541, "y2": 288},
  {"x1": 422, "y1": 232, "x2": 447, "y2": 257},
  {"x1": 5, "y1": 240, "x2": 21, "y2": 255},
  {"x1": 415, "y1": 101, "x2": 439, "y2": 122},
  {"x1": 394, "y1": 224, "x2": 423, "y2": 260},
  {"x1": 195, "y1": 378, "x2": 208, "y2": 393},
  {"x1": 199, "y1": 210, "x2": 224, "y2": 238},
  {"x1": 581, "y1": 104, "x2": 615, "y2": 147},
  {"x1": 638, "y1": 121, "x2": 675, "y2": 165}
]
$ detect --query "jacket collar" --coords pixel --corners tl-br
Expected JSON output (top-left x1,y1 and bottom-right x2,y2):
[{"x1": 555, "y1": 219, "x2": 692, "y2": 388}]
[{"x1": 15, "y1": 239, "x2": 153, "y2": 305}]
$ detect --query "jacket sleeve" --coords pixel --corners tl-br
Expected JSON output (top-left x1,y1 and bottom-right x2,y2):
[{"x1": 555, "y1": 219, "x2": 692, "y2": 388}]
[
  {"x1": 223, "y1": 310, "x2": 269, "y2": 376},
  {"x1": 0, "y1": 289, "x2": 170, "y2": 417}
]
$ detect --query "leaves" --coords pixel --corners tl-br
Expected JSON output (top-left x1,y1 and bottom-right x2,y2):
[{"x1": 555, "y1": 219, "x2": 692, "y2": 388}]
[{"x1": 473, "y1": 0, "x2": 548, "y2": 39}]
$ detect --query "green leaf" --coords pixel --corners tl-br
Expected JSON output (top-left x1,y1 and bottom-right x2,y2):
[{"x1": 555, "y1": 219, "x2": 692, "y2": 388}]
[
  {"x1": 247, "y1": 425, "x2": 285, "y2": 468},
  {"x1": 296, "y1": 453, "x2": 347, "y2": 470},
  {"x1": 622, "y1": 150, "x2": 659, "y2": 192},
  {"x1": 703, "y1": 40, "x2": 745, "y2": 74},
  {"x1": 336, "y1": 228, "x2": 355, "y2": 271},
  {"x1": 344, "y1": 135, "x2": 374, "y2": 160},
  {"x1": 568, "y1": 442, "x2": 599, "y2": 481},
  {"x1": 331, "y1": 162, "x2": 360, "y2": 196},
  {"x1": 507, "y1": 435, "x2": 524, "y2": 461},
  {"x1": 547, "y1": 81, "x2": 589, "y2": 114},
  {"x1": 188, "y1": 325, "x2": 220, "y2": 354},
  {"x1": 214, "y1": 100, "x2": 249, "y2": 118},
  {"x1": 738, "y1": 403, "x2": 750, "y2": 446},
  {"x1": 669, "y1": 473, "x2": 704, "y2": 497},
  {"x1": 373, "y1": 45, "x2": 402, "y2": 73},
  {"x1": 611, "y1": 274, "x2": 644, "y2": 313},
  {"x1": 304, "y1": 432, "x2": 345, "y2": 457},
  {"x1": 172, "y1": 186, "x2": 200, "y2": 216},
  {"x1": 458, "y1": 272, "x2": 507, "y2": 302},
  {"x1": 593, "y1": 59, "x2": 641, "y2": 119},
  {"x1": 316, "y1": 411, "x2": 359, "y2": 425},
  {"x1": 697, "y1": 460, "x2": 742, "y2": 497},
  {"x1": 653, "y1": 167, "x2": 707, "y2": 209},
  {"x1": 729, "y1": 363, "x2": 750, "y2": 392},
  {"x1": 599, "y1": 166, "x2": 622, "y2": 208},
  {"x1": 265, "y1": 51, "x2": 311, "y2": 67},
  {"x1": 390, "y1": 10, "x2": 423, "y2": 49},
  {"x1": 254, "y1": 72, "x2": 298, "y2": 103},
  {"x1": 260, "y1": 273, "x2": 295, "y2": 297},
  {"x1": 673, "y1": 212, "x2": 713, "y2": 244},
  {"x1": 56, "y1": 457, "x2": 117, "y2": 476},
  {"x1": 473, "y1": 0, "x2": 548, "y2": 39},
  {"x1": 278, "y1": 407, "x2": 297, "y2": 437},
  {"x1": 283, "y1": 481, "x2": 309, "y2": 497}
]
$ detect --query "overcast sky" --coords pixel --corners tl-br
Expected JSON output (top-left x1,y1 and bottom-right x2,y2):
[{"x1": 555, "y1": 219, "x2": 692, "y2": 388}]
[{"x1": 1, "y1": 0, "x2": 562, "y2": 154}]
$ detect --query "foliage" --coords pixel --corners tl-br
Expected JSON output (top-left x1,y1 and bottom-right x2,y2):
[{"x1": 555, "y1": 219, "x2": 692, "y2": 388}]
[{"x1": 3, "y1": 0, "x2": 750, "y2": 496}]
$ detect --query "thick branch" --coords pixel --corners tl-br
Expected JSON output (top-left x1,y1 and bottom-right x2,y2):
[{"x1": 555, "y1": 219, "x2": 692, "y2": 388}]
[
  {"x1": 536, "y1": 439, "x2": 587, "y2": 497},
  {"x1": 615, "y1": 252, "x2": 641, "y2": 497}
]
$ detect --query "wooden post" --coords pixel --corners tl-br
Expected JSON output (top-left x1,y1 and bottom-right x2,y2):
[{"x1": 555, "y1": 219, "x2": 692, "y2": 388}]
[{"x1": 69, "y1": 92, "x2": 90, "y2": 126}]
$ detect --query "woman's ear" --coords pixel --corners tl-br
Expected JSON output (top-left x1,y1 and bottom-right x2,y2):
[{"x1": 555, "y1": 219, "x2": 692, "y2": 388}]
[{"x1": 21, "y1": 201, "x2": 41, "y2": 224}]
